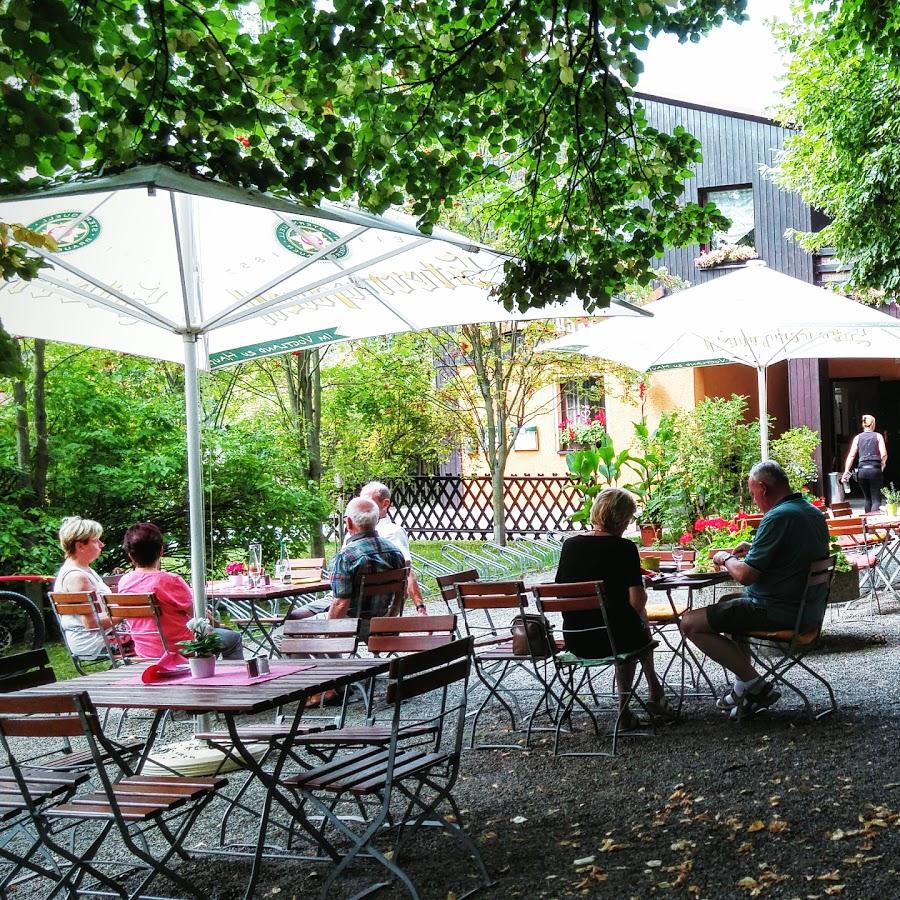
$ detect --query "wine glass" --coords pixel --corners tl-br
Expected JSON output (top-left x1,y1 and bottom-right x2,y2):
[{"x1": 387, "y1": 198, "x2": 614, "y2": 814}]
[
  {"x1": 248, "y1": 542, "x2": 263, "y2": 588},
  {"x1": 671, "y1": 546, "x2": 684, "y2": 572}
]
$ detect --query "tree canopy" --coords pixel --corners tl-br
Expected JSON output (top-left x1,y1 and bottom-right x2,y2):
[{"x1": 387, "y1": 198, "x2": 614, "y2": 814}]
[
  {"x1": 774, "y1": 1, "x2": 900, "y2": 296},
  {"x1": 2, "y1": 0, "x2": 744, "y2": 312}
]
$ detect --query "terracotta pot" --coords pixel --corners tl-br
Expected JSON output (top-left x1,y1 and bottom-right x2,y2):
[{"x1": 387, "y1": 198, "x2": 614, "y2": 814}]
[
  {"x1": 189, "y1": 655, "x2": 216, "y2": 679},
  {"x1": 639, "y1": 523, "x2": 662, "y2": 546}
]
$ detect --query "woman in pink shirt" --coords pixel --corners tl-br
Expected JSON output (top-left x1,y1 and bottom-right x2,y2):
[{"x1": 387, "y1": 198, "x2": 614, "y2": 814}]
[{"x1": 117, "y1": 522, "x2": 243, "y2": 660}]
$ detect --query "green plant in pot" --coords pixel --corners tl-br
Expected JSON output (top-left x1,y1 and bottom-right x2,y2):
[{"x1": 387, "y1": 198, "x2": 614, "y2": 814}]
[
  {"x1": 883, "y1": 483, "x2": 900, "y2": 517},
  {"x1": 635, "y1": 493, "x2": 667, "y2": 546}
]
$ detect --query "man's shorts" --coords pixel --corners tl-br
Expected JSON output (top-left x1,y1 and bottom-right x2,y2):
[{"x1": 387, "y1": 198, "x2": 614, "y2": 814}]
[{"x1": 705, "y1": 595, "x2": 782, "y2": 635}]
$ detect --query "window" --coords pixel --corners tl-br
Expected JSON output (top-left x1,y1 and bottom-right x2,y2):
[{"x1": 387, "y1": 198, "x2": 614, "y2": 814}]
[
  {"x1": 701, "y1": 186, "x2": 755, "y2": 249},
  {"x1": 512, "y1": 425, "x2": 539, "y2": 451},
  {"x1": 559, "y1": 379, "x2": 606, "y2": 449}
]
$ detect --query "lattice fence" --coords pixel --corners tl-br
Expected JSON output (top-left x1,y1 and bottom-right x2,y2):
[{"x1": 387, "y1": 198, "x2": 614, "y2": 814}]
[{"x1": 363, "y1": 475, "x2": 584, "y2": 539}]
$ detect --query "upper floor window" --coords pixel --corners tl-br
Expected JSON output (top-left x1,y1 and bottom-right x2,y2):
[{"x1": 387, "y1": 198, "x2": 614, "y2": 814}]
[{"x1": 701, "y1": 185, "x2": 755, "y2": 250}]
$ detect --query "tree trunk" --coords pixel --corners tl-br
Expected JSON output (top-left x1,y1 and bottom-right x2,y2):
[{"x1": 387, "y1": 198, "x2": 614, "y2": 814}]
[
  {"x1": 32, "y1": 340, "x2": 48, "y2": 503},
  {"x1": 491, "y1": 458, "x2": 507, "y2": 546}
]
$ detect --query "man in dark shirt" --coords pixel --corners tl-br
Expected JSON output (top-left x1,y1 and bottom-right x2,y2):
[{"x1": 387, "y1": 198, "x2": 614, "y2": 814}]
[
  {"x1": 681, "y1": 460, "x2": 830, "y2": 718},
  {"x1": 328, "y1": 497, "x2": 406, "y2": 621}
]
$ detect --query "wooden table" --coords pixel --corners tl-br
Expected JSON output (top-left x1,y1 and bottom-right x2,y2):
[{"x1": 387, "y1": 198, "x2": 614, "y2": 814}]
[
  {"x1": 16, "y1": 658, "x2": 389, "y2": 898},
  {"x1": 207, "y1": 579, "x2": 331, "y2": 656}
]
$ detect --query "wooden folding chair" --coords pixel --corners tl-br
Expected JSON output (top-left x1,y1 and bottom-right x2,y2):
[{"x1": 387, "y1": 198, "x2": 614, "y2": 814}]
[
  {"x1": 352, "y1": 566, "x2": 410, "y2": 633},
  {"x1": 47, "y1": 591, "x2": 118, "y2": 674},
  {"x1": 283, "y1": 638, "x2": 492, "y2": 899},
  {"x1": 532, "y1": 581, "x2": 657, "y2": 756},
  {"x1": 828, "y1": 519, "x2": 892, "y2": 609},
  {"x1": 434, "y1": 568, "x2": 479, "y2": 616},
  {"x1": 455, "y1": 580, "x2": 558, "y2": 750},
  {"x1": 0, "y1": 691, "x2": 227, "y2": 899},
  {"x1": 104, "y1": 592, "x2": 171, "y2": 661},
  {"x1": 286, "y1": 557, "x2": 325, "y2": 583},
  {"x1": 0, "y1": 650, "x2": 142, "y2": 773},
  {"x1": 733, "y1": 557, "x2": 838, "y2": 719},
  {"x1": 366, "y1": 614, "x2": 457, "y2": 655},
  {"x1": 827, "y1": 501, "x2": 853, "y2": 519}
]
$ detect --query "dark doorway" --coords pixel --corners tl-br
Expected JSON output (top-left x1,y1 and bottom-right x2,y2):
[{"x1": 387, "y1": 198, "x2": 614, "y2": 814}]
[{"x1": 832, "y1": 377, "x2": 900, "y2": 486}]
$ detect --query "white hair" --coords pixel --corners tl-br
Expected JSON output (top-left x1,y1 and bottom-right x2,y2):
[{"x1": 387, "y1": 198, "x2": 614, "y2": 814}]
[
  {"x1": 361, "y1": 481, "x2": 391, "y2": 504},
  {"x1": 749, "y1": 460, "x2": 789, "y2": 489},
  {"x1": 345, "y1": 497, "x2": 380, "y2": 531}
]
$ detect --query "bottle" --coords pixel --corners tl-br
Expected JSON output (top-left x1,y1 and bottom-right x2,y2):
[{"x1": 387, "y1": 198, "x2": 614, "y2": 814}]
[{"x1": 276, "y1": 539, "x2": 290, "y2": 583}]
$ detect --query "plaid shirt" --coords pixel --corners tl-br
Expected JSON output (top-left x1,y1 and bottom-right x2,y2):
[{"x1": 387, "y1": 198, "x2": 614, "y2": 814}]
[{"x1": 330, "y1": 531, "x2": 406, "y2": 618}]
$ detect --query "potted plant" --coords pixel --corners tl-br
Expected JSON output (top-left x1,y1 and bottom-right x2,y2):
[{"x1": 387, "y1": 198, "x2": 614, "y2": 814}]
[
  {"x1": 636, "y1": 494, "x2": 666, "y2": 546},
  {"x1": 883, "y1": 483, "x2": 900, "y2": 517},
  {"x1": 559, "y1": 411, "x2": 608, "y2": 451},
  {"x1": 225, "y1": 561, "x2": 246, "y2": 586},
  {"x1": 678, "y1": 517, "x2": 755, "y2": 573},
  {"x1": 179, "y1": 618, "x2": 223, "y2": 678}
]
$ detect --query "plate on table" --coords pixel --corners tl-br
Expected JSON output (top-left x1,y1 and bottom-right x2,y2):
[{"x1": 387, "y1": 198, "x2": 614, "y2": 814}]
[{"x1": 669, "y1": 569, "x2": 714, "y2": 580}]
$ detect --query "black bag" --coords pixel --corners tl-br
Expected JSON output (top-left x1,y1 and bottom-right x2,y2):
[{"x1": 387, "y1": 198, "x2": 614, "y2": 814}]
[{"x1": 510, "y1": 613, "x2": 555, "y2": 658}]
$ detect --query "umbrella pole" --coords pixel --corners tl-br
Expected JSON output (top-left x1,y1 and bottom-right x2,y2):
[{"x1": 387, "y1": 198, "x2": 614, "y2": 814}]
[
  {"x1": 183, "y1": 333, "x2": 208, "y2": 618},
  {"x1": 757, "y1": 365, "x2": 769, "y2": 460}
]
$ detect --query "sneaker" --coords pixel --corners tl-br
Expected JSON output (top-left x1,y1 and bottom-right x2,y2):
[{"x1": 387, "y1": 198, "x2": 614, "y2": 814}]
[{"x1": 730, "y1": 680, "x2": 781, "y2": 720}]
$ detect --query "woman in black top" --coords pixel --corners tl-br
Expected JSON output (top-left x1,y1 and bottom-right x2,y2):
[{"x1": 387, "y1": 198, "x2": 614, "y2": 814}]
[
  {"x1": 842, "y1": 414, "x2": 888, "y2": 513},
  {"x1": 555, "y1": 488, "x2": 674, "y2": 729}
]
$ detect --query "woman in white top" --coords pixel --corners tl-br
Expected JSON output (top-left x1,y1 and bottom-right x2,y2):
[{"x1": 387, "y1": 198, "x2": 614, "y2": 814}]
[{"x1": 53, "y1": 516, "x2": 112, "y2": 657}]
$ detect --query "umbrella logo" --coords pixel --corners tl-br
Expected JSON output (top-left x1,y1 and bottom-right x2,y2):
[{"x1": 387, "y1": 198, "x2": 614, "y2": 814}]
[
  {"x1": 26, "y1": 211, "x2": 101, "y2": 253},
  {"x1": 275, "y1": 219, "x2": 348, "y2": 260}
]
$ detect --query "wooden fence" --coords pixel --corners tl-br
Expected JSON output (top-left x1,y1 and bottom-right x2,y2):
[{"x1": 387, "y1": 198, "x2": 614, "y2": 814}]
[{"x1": 358, "y1": 475, "x2": 583, "y2": 539}]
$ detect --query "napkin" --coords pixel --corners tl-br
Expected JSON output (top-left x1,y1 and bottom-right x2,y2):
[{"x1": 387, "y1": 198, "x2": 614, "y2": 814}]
[{"x1": 141, "y1": 650, "x2": 190, "y2": 684}]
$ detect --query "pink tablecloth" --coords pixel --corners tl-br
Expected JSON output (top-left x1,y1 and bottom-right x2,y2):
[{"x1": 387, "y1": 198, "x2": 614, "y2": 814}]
[{"x1": 122, "y1": 663, "x2": 314, "y2": 687}]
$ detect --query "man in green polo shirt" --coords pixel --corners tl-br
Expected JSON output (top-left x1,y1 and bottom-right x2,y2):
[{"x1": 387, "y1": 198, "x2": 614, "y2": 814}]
[{"x1": 681, "y1": 460, "x2": 830, "y2": 719}]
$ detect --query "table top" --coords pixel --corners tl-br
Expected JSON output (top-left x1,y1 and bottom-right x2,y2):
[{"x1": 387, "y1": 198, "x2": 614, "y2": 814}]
[
  {"x1": 207, "y1": 579, "x2": 330, "y2": 600},
  {"x1": 648, "y1": 570, "x2": 730, "y2": 591},
  {"x1": 12, "y1": 658, "x2": 388, "y2": 714}
]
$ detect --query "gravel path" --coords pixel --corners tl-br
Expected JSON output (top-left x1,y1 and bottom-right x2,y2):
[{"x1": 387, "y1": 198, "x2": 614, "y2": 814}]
[{"x1": 9, "y1": 588, "x2": 900, "y2": 899}]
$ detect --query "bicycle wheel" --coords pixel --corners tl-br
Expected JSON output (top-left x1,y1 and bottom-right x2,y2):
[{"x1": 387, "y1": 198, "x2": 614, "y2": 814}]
[{"x1": 0, "y1": 590, "x2": 46, "y2": 651}]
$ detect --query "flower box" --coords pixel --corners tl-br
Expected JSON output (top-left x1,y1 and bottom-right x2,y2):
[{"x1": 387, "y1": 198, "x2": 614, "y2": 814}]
[{"x1": 828, "y1": 570, "x2": 860, "y2": 605}]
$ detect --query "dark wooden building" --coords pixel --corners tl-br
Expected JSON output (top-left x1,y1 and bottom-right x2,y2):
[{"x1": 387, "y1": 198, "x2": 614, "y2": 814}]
[{"x1": 639, "y1": 94, "x2": 900, "y2": 493}]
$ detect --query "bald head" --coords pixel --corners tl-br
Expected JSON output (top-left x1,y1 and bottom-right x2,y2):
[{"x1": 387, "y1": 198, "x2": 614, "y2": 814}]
[{"x1": 345, "y1": 497, "x2": 380, "y2": 533}]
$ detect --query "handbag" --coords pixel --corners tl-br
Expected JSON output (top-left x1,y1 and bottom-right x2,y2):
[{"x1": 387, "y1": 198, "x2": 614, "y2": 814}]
[{"x1": 510, "y1": 613, "x2": 555, "y2": 658}]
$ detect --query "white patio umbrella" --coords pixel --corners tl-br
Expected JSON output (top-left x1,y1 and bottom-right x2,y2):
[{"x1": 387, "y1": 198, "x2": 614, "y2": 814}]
[
  {"x1": 539, "y1": 261, "x2": 900, "y2": 459},
  {"x1": 0, "y1": 164, "x2": 647, "y2": 613}
]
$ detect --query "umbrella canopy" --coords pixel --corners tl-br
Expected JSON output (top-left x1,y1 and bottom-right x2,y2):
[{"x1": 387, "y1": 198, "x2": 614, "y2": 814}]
[
  {"x1": 0, "y1": 164, "x2": 646, "y2": 610},
  {"x1": 539, "y1": 261, "x2": 900, "y2": 458}
]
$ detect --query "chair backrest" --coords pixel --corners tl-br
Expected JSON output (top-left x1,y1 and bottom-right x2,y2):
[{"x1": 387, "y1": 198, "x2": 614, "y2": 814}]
[
  {"x1": 387, "y1": 636, "x2": 473, "y2": 703},
  {"x1": 455, "y1": 580, "x2": 528, "y2": 610},
  {"x1": 355, "y1": 566, "x2": 409, "y2": 619},
  {"x1": 0, "y1": 648, "x2": 56, "y2": 693},
  {"x1": 532, "y1": 581, "x2": 625, "y2": 657},
  {"x1": 281, "y1": 618, "x2": 360, "y2": 656},
  {"x1": 0, "y1": 691, "x2": 102, "y2": 740},
  {"x1": 286, "y1": 558, "x2": 325, "y2": 582},
  {"x1": 639, "y1": 549, "x2": 696, "y2": 564},
  {"x1": 828, "y1": 501, "x2": 853, "y2": 519},
  {"x1": 367, "y1": 614, "x2": 457, "y2": 654},
  {"x1": 794, "y1": 556, "x2": 838, "y2": 637},
  {"x1": 435, "y1": 569, "x2": 479, "y2": 606},
  {"x1": 104, "y1": 593, "x2": 169, "y2": 657},
  {"x1": 47, "y1": 591, "x2": 114, "y2": 663}
]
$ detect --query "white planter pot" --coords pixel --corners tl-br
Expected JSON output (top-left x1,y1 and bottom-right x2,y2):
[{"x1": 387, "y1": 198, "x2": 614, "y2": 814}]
[
  {"x1": 189, "y1": 656, "x2": 216, "y2": 679},
  {"x1": 228, "y1": 574, "x2": 245, "y2": 587}
]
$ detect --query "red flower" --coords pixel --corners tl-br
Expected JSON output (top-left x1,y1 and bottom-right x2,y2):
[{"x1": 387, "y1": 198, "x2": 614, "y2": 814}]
[
  {"x1": 592, "y1": 409, "x2": 607, "y2": 426},
  {"x1": 237, "y1": 135, "x2": 251, "y2": 147},
  {"x1": 679, "y1": 532, "x2": 694, "y2": 546},
  {"x1": 638, "y1": 380, "x2": 646, "y2": 400}
]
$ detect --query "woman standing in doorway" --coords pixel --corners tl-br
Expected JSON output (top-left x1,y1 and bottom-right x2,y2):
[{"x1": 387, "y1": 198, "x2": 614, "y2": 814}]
[{"x1": 842, "y1": 414, "x2": 888, "y2": 513}]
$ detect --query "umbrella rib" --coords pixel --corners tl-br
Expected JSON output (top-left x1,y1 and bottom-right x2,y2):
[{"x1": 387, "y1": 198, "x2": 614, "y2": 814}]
[
  {"x1": 206, "y1": 237, "x2": 432, "y2": 332},
  {"x1": 170, "y1": 192, "x2": 197, "y2": 331},
  {"x1": 38, "y1": 274, "x2": 176, "y2": 330},
  {"x1": 200, "y1": 223, "x2": 370, "y2": 332},
  {"x1": 23, "y1": 246, "x2": 178, "y2": 331}
]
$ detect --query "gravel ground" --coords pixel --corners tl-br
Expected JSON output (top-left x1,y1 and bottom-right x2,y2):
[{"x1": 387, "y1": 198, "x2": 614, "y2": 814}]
[{"x1": 9, "y1": 588, "x2": 900, "y2": 899}]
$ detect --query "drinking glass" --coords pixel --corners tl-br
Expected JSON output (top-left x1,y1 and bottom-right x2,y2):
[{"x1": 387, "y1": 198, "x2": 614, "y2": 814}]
[
  {"x1": 248, "y1": 542, "x2": 263, "y2": 588},
  {"x1": 671, "y1": 546, "x2": 684, "y2": 571}
]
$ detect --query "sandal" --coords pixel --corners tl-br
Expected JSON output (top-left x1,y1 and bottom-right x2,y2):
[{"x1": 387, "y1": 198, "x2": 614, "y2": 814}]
[
  {"x1": 645, "y1": 697, "x2": 679, "y2": 723},
  {"x1": 616, "y1": 708, "x2": 645, "y2": 732},
  {"x1": 716, "y1": 685, "x2": 740, "y2": 711}
]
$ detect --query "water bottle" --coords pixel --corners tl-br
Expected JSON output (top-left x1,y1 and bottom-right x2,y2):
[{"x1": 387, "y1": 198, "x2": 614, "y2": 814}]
[{"x1": 275, "y1": 539, "x2": 289, "y2": 584}]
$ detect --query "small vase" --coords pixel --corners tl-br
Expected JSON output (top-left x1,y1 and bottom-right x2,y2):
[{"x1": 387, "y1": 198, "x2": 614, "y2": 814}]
[
  {"x1": 228, "y1": 574, "x2": 245, "y2": 587},
  {"x1": 189, "y1": 655, "x2": 216, "y2": 678},
  {"x1": 887, "y1": 502, "x2": 898, "y2": 517}
]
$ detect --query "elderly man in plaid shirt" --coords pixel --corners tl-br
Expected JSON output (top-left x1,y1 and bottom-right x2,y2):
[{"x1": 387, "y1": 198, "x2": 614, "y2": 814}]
[{"x1": 327, "y1": 497, "x2": 406, "y2": 622}]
